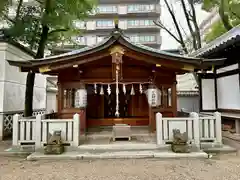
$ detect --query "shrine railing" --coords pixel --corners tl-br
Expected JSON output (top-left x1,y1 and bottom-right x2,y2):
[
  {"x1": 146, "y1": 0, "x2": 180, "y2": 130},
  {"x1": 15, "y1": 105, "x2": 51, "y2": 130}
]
[
  {"x1": 155, "y1": 112, "x2": 222, "y2": 148},
  {"x1": 12, "y1": 113, "x2": 80, "y2": 148}
]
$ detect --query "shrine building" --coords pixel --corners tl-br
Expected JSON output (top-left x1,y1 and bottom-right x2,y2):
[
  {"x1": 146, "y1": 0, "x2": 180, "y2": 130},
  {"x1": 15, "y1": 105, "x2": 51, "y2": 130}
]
[{"x1": 8, "y1": 26, "x2": 224, "y2": 133}]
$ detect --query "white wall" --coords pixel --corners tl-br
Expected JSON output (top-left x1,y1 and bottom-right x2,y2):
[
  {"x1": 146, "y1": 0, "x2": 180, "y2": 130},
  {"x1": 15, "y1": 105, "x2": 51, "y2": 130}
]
[
  {"x1": 217, "y1": 74, "x2": 240, "y2": 109},
  {"x1": 201, "y1": 79, "x2": 216, "y2": 110},
  {"x1": 46, "y1": 91, "x2": 57, "y2": 113},
  {"x1": 0, "y1": 42, "x2": 47, "y2": 112}
]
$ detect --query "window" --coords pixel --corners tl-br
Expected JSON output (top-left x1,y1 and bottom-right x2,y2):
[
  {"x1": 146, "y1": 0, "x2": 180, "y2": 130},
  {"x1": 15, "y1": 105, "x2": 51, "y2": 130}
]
[
  {"x1": 74, "y1": 21, "x2": 85, "y2": 29},
  {"x1": 127, "y1": 4, "x2": 155, "y2": 12},
  {"x1": 129, "y1": 35, "x2": 156, "y2": 43},
  {"x1": 98, "y1": 5, "x2": 117, "y2": 13},
  {"x1": 96, "y1": 20, "x2": 114, "y2": 27},
  {"x1": 127, "y1": 20, "x2": 154, "y2": 27}
]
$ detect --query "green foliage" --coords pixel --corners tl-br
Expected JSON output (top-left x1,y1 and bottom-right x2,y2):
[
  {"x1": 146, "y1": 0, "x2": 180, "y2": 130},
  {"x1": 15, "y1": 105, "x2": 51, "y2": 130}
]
[
  {"x1": 1, "y1": 0, "x2": 96, "y2": 50},
  {"x1": 202, "y1": 0, "x2": 240, "y2": 42}
]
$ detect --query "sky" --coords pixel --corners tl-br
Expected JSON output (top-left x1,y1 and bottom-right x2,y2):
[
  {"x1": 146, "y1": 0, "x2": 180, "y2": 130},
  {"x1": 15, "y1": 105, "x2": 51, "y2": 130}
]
[{"x1": 160, "y1": 1, "x2": 210, "y2": 50}]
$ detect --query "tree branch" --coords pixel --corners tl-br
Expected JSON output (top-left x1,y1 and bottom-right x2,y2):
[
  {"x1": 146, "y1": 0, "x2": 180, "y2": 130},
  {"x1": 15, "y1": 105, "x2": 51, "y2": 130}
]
[
  {"x1": 188, "y1": 0, "x2": 202, "y2": 49},
  {"x1": 181, "y1": 0, "x2": 197, "y2": 50},
  {"x1": 3, "y1": 13, "x2": 15, "y2": 24},
  {"x1": 48, "y1": 28, "x2": 69, "y2": 35},
  {"x1": 15, "y1": 0, "x2": 23, "y2": 22},
  {"x1": 162, "y1": 0, "x2": 188, "y2": 53},
  {"x1": 154, "y1": 21, "x2": 181, "y2": 43},
  {"x1": 219, "y1": 0, "x2": 233, "y2": 30},
  {"x1": 230, "y1": 10, "x2": 240, "y2": 20}
]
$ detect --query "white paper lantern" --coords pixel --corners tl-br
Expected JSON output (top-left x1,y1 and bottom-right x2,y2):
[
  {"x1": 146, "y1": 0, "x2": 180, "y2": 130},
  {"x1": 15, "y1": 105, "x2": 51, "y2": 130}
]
[
  {"x1": 74, "y1": 89, "x2": 87, "y2": 108},
  {"x1": 146, "y1": 85, "x2": 160, "y2": 107}
]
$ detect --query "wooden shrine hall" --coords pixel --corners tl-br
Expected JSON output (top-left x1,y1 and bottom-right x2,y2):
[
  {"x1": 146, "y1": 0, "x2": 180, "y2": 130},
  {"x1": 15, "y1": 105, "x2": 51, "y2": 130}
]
[{"x1": 8, "y1": 26, "x2": 224, "y2": 133}]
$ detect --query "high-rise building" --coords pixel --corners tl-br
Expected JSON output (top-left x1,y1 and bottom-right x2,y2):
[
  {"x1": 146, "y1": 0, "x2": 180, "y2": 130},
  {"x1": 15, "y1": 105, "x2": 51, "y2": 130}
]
[{"x1": 74, "y1": 0, "x2": 161, "y2": 49}]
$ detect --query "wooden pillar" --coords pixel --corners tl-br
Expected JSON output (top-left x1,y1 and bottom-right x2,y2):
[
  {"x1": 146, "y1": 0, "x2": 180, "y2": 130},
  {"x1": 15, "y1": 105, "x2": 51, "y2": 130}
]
[
  {"x1": 79, "y1": 83, "x2": 87, "y2": 134},
  {"x1": 57, "y1": 82, "x2": 63, "y2": 116},
  {"x1": 172, "y1": 80, "x2": 177, "y2": 117}
]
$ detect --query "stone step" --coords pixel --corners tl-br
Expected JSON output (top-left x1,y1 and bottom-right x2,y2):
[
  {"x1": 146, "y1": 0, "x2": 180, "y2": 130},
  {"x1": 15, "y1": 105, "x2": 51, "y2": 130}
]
[
  {"x1": 26, "y1": 150, "x2": 208, "y2": 161},
  {"x1": 78, "y1": 143, "x2": 170, "y2": 151}
]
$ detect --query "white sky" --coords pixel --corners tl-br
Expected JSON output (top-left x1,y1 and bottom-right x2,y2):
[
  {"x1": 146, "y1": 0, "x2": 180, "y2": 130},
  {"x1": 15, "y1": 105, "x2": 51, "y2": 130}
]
[{"x1": 160, "y1": 1, "x2": 210, "y2": 50}]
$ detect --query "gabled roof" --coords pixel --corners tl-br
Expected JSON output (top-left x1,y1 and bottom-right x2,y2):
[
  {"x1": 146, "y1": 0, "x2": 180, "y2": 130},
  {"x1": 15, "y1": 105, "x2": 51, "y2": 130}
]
[
  {"x1": 190, "y1": 25, "x2": 240, "y2": 57},
  {"x1": 7, "y1": 28, "x2": 225, "y2": 70}
]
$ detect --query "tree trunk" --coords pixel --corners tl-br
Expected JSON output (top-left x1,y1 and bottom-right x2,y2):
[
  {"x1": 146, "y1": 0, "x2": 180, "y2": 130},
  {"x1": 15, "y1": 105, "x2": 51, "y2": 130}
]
[
  {"x1": 24, "y1": 0, "x2": 51, "y2": 117},
  {"x1": 219, "y1": 0, "x2": 233, "y2": 30},
  {"x1": 181, "y1": 0, "x2": 197, "y2": 50},
  {"x1": 188, "y1": 0, "x2": 201, "y2": 49},
  {"x1": 24, "y1": 25, "x2": 49, "y2": 117},
  {"x1": 163, "y1": 0, "x2": 188, "y2": 53}
]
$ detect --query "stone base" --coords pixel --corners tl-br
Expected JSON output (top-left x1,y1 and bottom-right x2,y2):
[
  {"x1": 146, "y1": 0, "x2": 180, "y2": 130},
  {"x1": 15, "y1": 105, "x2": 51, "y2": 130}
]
[
  {"x1": 26, "y1": 150, "x2": 208, "y2": 161},
  {"x1": 171, "y1": 144, "x2": 190, "y2": 153},
  {"x1": 44, "y1": 144, "x2": 64, "y2": 155}
]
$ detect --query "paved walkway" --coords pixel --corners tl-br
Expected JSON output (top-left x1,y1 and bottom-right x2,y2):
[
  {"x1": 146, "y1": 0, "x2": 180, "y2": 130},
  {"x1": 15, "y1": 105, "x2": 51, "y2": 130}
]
[{"x1": 1, "y1": 154, "x2": 240, "y2": 180}]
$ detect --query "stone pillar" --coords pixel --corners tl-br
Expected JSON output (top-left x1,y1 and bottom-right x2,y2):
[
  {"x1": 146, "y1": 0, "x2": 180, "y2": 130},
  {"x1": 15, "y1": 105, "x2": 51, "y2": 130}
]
[
  {"x1": 12, "y1": 114, "x2": 20, "y2": 146},
  {"x1": 77, "y1": 83, "x2": 87, "y2": 134},
  {"x1": 156, "y1": 112, "x2": 163, "y2": 145},
  {"x1": 190, "y1": 112, "x2": 200, "y2": 149},
  {"x1": 73, "y1": 113, "x2": 80, "y2": 146},
  {"x1": 35, "y1": 114, "x2": 42, "y2": 149},
  {"x1": 235, "y1": 120, "x2": 240, "y2": 134},
  {"x1": 214, "y1": 112, "x2": 222, "y2": 145},
  {"x1": 0, "y1": 113, "x2": 3, "y2": 141}
]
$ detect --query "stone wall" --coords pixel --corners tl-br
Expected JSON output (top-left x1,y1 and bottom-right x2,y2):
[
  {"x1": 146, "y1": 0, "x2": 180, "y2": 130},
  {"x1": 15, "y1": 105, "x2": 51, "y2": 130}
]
[{"x1": 0, "y1": 42, "x2": 47, "y2": 140}]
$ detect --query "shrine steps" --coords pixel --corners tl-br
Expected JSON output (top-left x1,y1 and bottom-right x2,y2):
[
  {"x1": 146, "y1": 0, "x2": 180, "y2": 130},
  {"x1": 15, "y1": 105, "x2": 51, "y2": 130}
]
[
  {"x1": 26, "y1": 149, "x2": 209, "y2": 161},
  {"x1": 78, "y1": 143, "x2": 169, "y2": 151}
]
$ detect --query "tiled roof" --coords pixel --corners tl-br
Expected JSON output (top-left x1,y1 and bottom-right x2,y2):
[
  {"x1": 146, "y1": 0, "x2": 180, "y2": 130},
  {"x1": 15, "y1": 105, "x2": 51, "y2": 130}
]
[{"x1": 190, "y1": 25, "x2": 240, "y2": 57}]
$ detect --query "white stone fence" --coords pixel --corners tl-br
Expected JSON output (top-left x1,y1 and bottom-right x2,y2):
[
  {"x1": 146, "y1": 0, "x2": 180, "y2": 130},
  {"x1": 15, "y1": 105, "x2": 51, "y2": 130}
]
[
  {"x1": 12, "y1": 113, "x2": 80, "y2": 149},
  {"x1": 156, "y1": 112, "x2": 222, "y2": 148}
]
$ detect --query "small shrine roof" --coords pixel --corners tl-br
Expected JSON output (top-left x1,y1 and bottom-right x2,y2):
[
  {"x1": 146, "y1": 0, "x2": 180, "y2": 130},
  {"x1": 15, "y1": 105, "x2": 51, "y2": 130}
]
[{"x1": 7, "y1": 28, "x2": 225, "y2": 69}]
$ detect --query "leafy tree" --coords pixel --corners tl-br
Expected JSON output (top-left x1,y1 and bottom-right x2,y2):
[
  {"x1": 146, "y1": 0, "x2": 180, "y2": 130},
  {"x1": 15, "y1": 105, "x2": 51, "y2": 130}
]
[
  {"x1": 202, "y1": 0, "x2": 240, "y2": 42},
  {"x1": 154, "y1": 0, "x2": 202, "y2": 54},
  {"x1": 0, "y1": 0, "x2": 96, "y2": 116}
]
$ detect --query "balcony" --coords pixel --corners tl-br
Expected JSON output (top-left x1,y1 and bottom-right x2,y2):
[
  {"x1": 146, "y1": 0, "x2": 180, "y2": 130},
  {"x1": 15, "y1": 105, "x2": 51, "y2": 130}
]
[{"x1": 88, "y1": 4, "x2": 161, "y2": 18}]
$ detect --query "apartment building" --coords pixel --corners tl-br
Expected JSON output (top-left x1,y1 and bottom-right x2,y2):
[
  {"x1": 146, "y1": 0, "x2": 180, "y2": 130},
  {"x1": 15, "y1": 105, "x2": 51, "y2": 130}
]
[{"x1": 74, "y1": 0, "x2": 161, "y2": 49}]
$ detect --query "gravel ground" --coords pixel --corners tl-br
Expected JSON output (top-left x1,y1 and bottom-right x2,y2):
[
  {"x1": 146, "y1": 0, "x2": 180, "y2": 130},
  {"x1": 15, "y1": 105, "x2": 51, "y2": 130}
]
[{"x1": 0, "y1": 154, "x2": 240, "y2": 180}]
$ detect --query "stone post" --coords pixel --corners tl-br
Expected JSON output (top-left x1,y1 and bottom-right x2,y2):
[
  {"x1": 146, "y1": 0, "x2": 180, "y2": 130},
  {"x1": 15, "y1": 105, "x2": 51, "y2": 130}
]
[
  {"x1": 12, "y1": 114, "x2": 20, "y2": 146},
  {"x1": 0, "y1": 113, "x2": 4, "y2": 141},
  {"x1": 35, "y1": 114, "x2": 42, "y2": 149},
  {"x1": 214, "y1": 111, "x2": 222, "y2": 145},
  {"x1": 236, "y1": 120, "x2": 240, "y2": 135},
  {"x1": 190, "y1": 112, "x2": 200, "y2": 149},
  {"x1": 73, "y1": 113, "x2": 80, "y2": 147},
  {"x1": 156, "y1": 112, "x2": 163, "y2": 145}
]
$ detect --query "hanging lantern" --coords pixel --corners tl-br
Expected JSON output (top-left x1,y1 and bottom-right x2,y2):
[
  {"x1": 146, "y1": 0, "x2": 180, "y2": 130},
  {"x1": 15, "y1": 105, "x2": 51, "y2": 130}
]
[
  {"x1": 74, "y1": 88, "x2": 87, "y2": 108},
  {"x1": 146, "y1": 84, "x2": 159, "y2": 107},
  {"x1": 130, "y1": 84, "x2": 135, "y2": 95},
  {"x1": 100, "y1": 85, "x2": 104, "y2": 95}
]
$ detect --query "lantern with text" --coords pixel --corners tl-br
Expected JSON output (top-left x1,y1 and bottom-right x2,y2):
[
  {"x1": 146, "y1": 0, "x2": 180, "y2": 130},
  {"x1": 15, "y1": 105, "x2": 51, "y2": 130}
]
[
  {"x1": 146, "y1": 84, "x2": 160, "y2": 107},
  {"x1": 74, "y1": 88, "x2": 87, "y2": 108}
]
